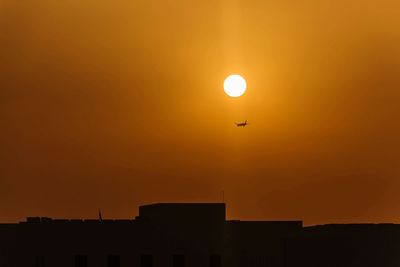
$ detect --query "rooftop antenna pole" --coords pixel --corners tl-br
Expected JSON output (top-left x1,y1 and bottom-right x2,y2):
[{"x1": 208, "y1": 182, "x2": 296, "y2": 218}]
[{"x1": 98, "y1": 209, "x2": 103, "y2": 222}]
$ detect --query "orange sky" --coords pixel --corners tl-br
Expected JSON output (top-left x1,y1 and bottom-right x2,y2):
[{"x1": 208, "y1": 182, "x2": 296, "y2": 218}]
[{"x1": 1, "y1": 0, "x2": 400, "y2": 225}]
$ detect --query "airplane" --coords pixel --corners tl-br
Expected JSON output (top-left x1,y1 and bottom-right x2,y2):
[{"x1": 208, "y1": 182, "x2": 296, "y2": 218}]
[{"x1": 235, "y1": 120, "x2": 248, "y2": 127}]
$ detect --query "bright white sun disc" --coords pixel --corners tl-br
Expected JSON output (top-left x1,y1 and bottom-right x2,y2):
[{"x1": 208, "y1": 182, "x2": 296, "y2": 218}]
[{"x1": 224, "y1": 74, "x2": 247, "y2": 97}]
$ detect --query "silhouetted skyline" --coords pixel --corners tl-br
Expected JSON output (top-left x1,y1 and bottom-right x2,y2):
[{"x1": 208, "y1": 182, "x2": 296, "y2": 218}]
[{"x1": 2, "y1": 203, "x2": 400, "y2": 267}]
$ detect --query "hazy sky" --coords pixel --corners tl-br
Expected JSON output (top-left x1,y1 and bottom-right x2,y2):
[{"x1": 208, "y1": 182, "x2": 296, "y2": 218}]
[{"x1": 1, "y1": 0, "x2": 400, "y2": 225}]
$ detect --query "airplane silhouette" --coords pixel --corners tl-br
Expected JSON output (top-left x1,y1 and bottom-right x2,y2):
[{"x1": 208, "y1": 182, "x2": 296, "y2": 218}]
[{"x1": 235, "y1": 120, "x2": 248, "y2": 127}]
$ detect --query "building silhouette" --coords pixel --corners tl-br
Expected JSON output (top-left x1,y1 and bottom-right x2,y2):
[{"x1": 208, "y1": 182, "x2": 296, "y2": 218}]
[{"x1": 1, "y1": 203, "x2": 400, "y2": 266}]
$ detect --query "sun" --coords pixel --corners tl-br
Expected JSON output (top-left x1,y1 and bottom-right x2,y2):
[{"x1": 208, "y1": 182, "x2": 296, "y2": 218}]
[{"x1": 224, "y1": 74, "x2": 247, "y2": 97}]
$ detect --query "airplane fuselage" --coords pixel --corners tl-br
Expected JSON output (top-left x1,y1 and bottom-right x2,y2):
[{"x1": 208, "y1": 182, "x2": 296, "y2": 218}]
[{"x1": 236, "y1": 121, "x2": 248, "y2": 127}]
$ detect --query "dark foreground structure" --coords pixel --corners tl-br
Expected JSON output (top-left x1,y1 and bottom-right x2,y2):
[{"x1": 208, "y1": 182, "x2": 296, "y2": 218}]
[{"x1": 1, "y1": 203, "x2": 400, "y2": 267}]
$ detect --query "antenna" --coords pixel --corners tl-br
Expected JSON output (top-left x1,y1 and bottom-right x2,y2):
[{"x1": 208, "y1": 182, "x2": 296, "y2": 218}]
[{"x1": 98, "y1": 209, "x2": 103, "y2": 222}]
